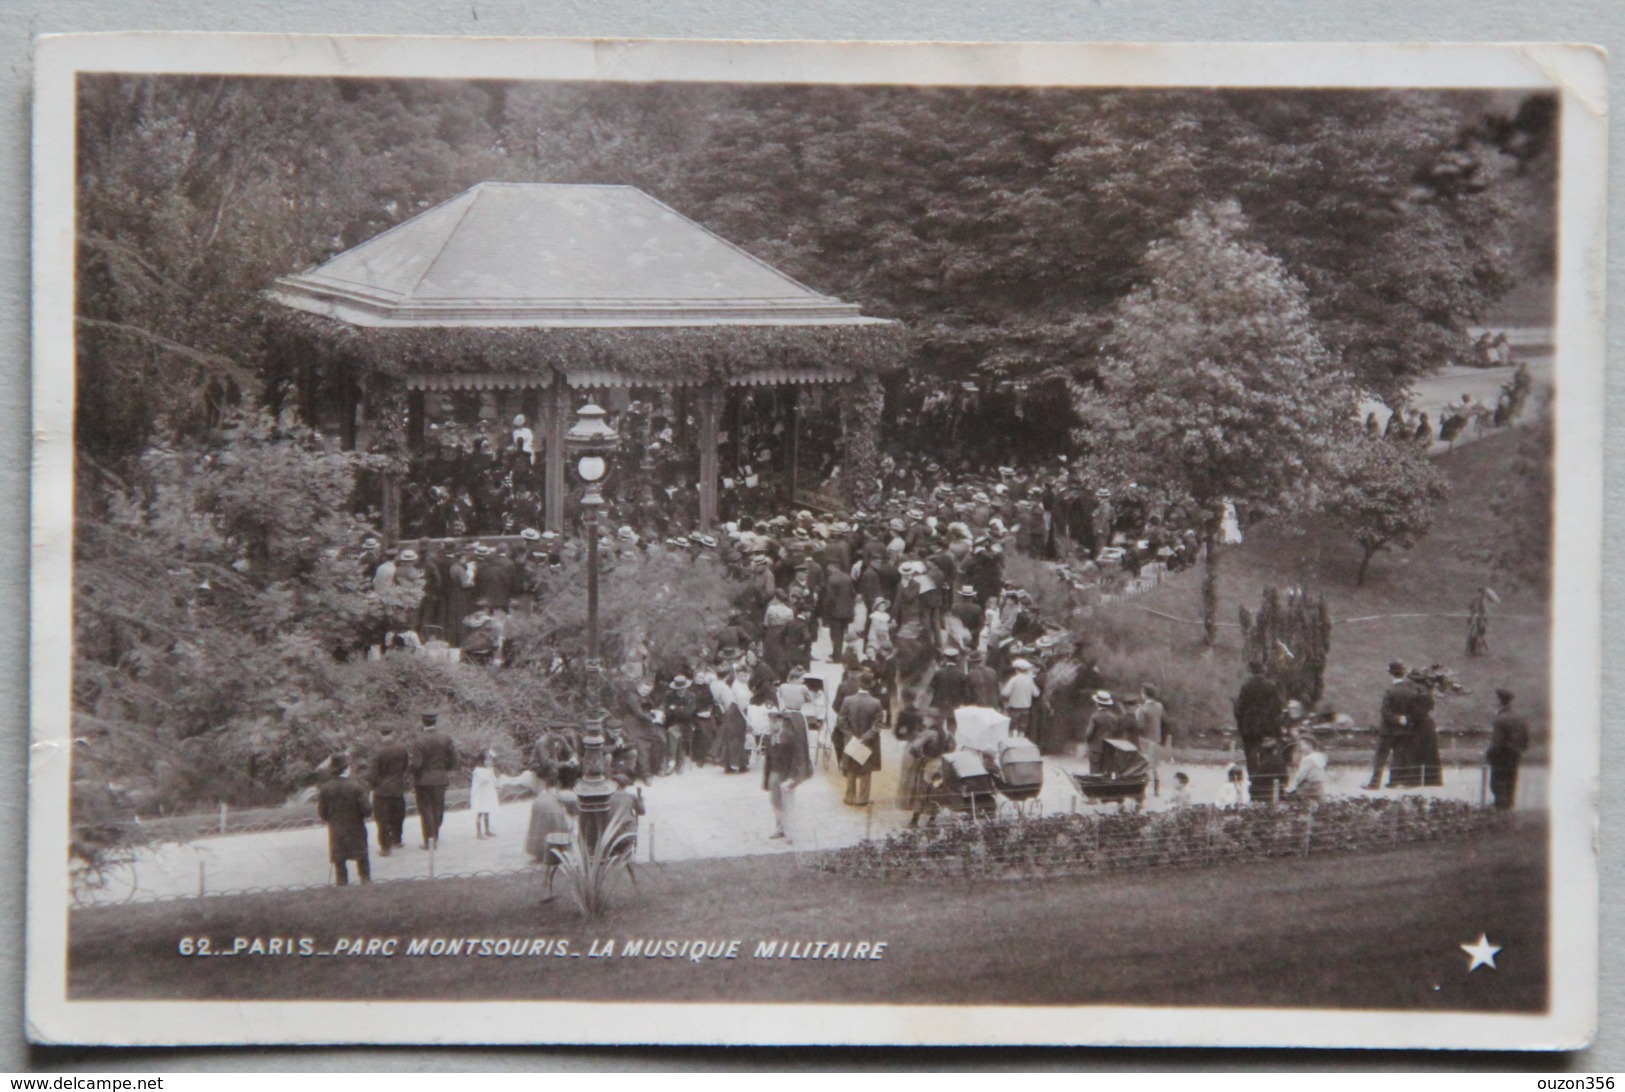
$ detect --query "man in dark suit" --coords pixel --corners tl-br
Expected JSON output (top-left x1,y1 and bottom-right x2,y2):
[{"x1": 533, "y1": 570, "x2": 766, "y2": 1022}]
[
  {"x1": 835, "y1": 673, "x2": 883, "y2": 806},
  {"x1": 763, "y1": 709, "x2": 814, "y2": 841},
  {"x1": 317, "y1": 754, "x2": 373, "y2": 885},
  {"x1": 820, "y1": 563, "x2": 857, "y2": 663},
  {"x1": 411, "y1": 711, "x2": 459, "y2": 850},
  {"x1": 1233, "y1": 659, "x2": 1283, "y2": 785},
  {"x1": 1363, "y1": 660, "x2": 1414, "y2": 790},
  {"x1": 1486, "y1": 687, "x2": 1531, "y2": 809},
  {"x1": 368, "y1": 724, "x2": 411, "y2": 856}
]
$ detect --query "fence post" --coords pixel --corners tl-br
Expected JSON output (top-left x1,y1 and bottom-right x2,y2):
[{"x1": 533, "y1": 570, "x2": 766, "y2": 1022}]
[{"x1": 1271, "y1": 779, "x2": 1280, "y2": 806}]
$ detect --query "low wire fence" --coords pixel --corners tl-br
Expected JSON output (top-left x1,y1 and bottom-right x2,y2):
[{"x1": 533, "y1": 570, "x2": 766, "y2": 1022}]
[{"x1": 820, "y1": 796, "x2": 1505, "y2": 883}]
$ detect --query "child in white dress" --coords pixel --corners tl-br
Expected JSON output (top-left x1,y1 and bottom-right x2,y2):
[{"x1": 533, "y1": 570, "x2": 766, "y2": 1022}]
[{"x1": 470, "y1": 749, "x2": 500, "y2": 839}]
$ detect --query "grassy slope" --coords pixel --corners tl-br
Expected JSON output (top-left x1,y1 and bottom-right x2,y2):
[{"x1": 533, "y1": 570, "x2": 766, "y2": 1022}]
[
  {"x1": 1119, "y1": 423, "x2": 1549, "y2": 744},
  {"x1": 69, "y1": 818, "x2": 1546, "y2": 1014}
]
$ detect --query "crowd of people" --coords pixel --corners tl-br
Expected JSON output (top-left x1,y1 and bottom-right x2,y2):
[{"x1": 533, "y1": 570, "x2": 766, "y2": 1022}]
[{"x1": 313, "y1": 432, "x2": 1534, "y2": 886}]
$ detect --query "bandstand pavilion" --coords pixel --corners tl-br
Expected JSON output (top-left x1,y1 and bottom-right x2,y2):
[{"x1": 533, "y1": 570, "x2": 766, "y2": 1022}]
[{"x1": 266, "y1": 182, "x2": 905, "y2": 543}]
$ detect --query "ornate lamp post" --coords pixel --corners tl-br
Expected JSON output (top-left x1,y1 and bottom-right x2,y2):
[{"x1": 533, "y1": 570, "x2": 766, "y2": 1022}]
[{"x1": 565, "y1": 402, "x2": 620, "y2": 848}]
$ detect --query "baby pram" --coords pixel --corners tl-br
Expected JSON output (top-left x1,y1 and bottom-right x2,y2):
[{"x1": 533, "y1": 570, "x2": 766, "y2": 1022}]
[
  {"x1": 1066, "y1": 738, "x2": 1150, "y2": 805},
  {"x1": 937, "y1": 749, "x2": 1000, "y2": 819},
  {"x1": 952, "y1": 706, "x2": 1045, "y2": 817},
  {"x1": 988, "y1": 738, "x2": 1044, "y2": 816}
]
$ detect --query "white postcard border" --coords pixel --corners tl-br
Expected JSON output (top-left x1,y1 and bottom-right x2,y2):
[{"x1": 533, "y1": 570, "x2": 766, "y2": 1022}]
[{"x1": 25, "y1": 33, "x2": 1606, "y2": 1049}]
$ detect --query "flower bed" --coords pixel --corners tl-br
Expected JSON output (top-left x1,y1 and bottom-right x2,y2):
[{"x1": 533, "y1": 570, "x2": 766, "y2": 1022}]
[{"x1": 821, "y1": 797, "x2": 1506, "y2": 882}]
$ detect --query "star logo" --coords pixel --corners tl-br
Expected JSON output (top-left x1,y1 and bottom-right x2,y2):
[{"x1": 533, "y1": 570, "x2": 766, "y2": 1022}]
[{"x1": 1461, "y1": 934, "x2": 1502, "y2": 972}]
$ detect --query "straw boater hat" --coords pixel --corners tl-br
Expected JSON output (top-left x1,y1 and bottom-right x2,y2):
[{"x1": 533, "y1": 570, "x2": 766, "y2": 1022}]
[
  {"x1": 617, "y1": 525, "x2": 637, "y2": 542},
  {"x1": 361, "y1": 536, "x2": 380, "y2": 550},
  {"x1": 1035, "y1": 633, "x2": 1062, "y2": 650},
  {"x1": 670, "y1": 675, "x2": 691, "y2": 690},
  {"x1": 697, "y1": 534, "x2": 718, "y2": 549},
  {"x1": 520, "y1": 528, "x2": 541, "y2": 541},
  {"x1": 1013, "y1": 658, "x2": 1035, "y2": 673},
  {"x1": 1091, "y1": 690, "x2": 1114, "y2": 706},
  {"x1": 960, "y1": 584, "x2": 977, "y2": 597},
  {"x1": 941, "y1": 646, "x2": 959, "y2": 659},
  {"x1": 541, "y1": 530, "x2": 559, "y2": 541},
  {"x1": 473, "y1": 543, "x2": 494, "y2": 557},
  {"x1": 397, "y1": 549, "x2": 419, "y2": 563}
]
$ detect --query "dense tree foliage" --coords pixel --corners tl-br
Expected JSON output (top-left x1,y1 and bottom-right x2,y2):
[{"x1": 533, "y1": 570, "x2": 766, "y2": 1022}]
[
  {"x1": 1488, "y1": 404, "x2": 1554, "y2": 590},
  {"x1": 1239, "y1": 588, "x2": 1334, "y2": 706},
  {"x1": 67, "y1": 75, "x2": 1555, "y2": 836},
  {"x1": 76, "y1": 76, "x2": 1547, "y2": 467},
  {"x1": 1322, "y1": 436, "x2": 1453, "y2": 586},
  {"x1": 1077, "y1": 202, "x2": 1356, "y2": 644}
]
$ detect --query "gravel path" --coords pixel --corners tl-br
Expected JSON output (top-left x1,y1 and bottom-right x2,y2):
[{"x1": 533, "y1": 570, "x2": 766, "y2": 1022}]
[{"x1": 77, "y1": 621, "x2": 1546, "y2": 906}]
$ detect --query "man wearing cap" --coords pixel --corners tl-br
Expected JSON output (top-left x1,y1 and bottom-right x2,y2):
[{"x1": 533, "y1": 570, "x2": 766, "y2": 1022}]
[
  {"x1": 819, "y1": 561, "x2": 858, "y2": 663},
  {"x1": 1002, "y1": 660, "x2": 1041, "y2": 740},
  {"x1": 446, "y1": 546, "x2": 478, "y2": 649},
  {"x1": 1084, "y1": 691, "x2": 1124, "y2": 771},
  {"x1": 949, "y1": 584, "x2": 985, "y2": 651},
  {"x1": 964, "y1": 648, "x2": 1000, "y2": 708},
  {"x1": 834, "y1": 672, "x2": 883, "y2": 806},
  {"x1": 1486, "y1": 687, "x2": 1530, "y2": 809},
  {"x1": 1134, "y1": 683, "x2": 1169, "y2": 795},
  {"x1": 410, "y1": 712, "x2": 459, "y2": 851},
  {"x1": 762, "y1": 708, "x2": 814, "y2": 841},
  {"x1": 1363, "y1": 661, "x2": 1415, "y2": 790},
  {"x1": 416, "y1": 539, "x2": 448, "y2": 639},
  {"x1": 620, "y1": 679, "x2": 664, "y2": 784},
  {"x1": 663, "y1": 676, "x2": 698, "y2": 774},
  {"x1": 1234, "y1": 660, "x2": 1284, "y2": 786},
  {"x1": 367, "y1": 723, "x2": 411, "y2": 856},
  {"x1": 316, "y1": 753, "x2": 373, "y2": 885},
  {"x1": 929, "y1": 646, "x2": 972, "y2": 714}
]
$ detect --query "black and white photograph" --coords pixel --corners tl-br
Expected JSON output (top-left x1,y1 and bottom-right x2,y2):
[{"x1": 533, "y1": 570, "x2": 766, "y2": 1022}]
[{"x1": 26, "y1": 36, "x2": 1604, "y2": 1048}]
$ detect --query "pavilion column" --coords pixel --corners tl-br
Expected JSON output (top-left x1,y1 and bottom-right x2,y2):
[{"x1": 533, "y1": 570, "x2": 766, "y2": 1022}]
[
  {"x1": 841, "y1": 374, "x2": 884, "y2": 511},
  {"x1": 298, "y1": 358, "x2": 317, "y2": 426},
  {"x1": 370, "y1": 379, "x2": 409, "y2": 547},
  {"x1": 542, "y1": 380, "x2": 567, "y2": 534},
  {"x1": 407, "y1": 389, "x2": 426, "y2": 451},
  {"x1": 697, "y1": 383, "x2": 726, "y2": 532}
]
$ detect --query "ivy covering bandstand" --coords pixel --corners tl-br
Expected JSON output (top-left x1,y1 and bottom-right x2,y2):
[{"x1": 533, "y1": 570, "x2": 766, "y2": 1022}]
[{"x1": 266, "y1": 181, "x2": 906, "y2": 543}]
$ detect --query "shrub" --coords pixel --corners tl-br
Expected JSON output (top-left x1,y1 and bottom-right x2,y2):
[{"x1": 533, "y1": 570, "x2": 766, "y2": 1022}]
[
  {"x1": 1070, "y1": 603, "x2": 1236, "y2": 740},
  {"x1": 822, "y1": 796, "x2": 1504, "y2": 882}
]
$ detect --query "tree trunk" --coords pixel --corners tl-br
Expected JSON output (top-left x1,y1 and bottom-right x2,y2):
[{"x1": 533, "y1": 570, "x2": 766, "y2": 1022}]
[
  {"x1": 1356, "y1": 544, "x2": 1377, "y2": 587},
  {"x1": 1202, "y1": 526, "x2": 1220, "y2": 648}
]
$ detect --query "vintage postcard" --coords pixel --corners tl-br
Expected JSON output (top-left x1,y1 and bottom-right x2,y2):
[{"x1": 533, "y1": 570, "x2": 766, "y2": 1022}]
[{"x1": 27, "y1": 35, "x2": 1604, "y2": 1048}]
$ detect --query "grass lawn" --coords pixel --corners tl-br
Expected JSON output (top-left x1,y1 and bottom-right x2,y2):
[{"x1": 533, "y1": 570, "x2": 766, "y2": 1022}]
[
  {"x1": 69, "y1": 817, "x2": 1547, "y2": 1014},
  {"x1": 1121, "y1": 423, "x2": 1550, "y2": 745}
]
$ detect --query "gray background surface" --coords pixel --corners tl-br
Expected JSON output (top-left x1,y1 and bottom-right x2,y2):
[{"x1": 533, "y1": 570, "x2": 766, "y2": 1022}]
[{"x1": 2, "y1": 0, "x2": 1620, "y2": 1072}]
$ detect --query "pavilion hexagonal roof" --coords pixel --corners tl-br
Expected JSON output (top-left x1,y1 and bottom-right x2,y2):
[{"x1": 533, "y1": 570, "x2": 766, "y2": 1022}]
[{"x1": 269, "y1": 182, "x2": 884, "y2": 329}]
